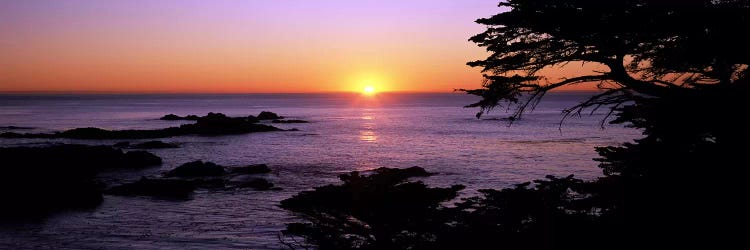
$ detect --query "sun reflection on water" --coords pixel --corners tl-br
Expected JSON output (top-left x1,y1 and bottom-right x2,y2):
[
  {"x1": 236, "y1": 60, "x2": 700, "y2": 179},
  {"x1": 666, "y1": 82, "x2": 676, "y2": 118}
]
[{"x1": 359, "y1": 113, "x2": 377, "y2": 142}]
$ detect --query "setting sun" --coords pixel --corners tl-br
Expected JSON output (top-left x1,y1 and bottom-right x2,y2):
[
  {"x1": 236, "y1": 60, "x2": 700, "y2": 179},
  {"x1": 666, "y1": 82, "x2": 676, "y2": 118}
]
[{"x1": 363, "y1": 86, "x2": 376, "y2": 95}]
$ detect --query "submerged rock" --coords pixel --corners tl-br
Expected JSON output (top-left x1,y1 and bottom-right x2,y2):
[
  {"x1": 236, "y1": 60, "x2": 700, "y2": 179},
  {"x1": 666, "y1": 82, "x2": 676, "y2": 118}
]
[
  {"x1": 229, "y1": 164, "x2": 272, "y2": 174},
  {"x1": 124, "y1": 151, "x2": 163, "y2": 166},
  {"x1": 0, "y1": 144, "x2": 162, "y2": 217},
  {"x1": 130, "y1": 140, "x2": 180, "y2": 149},
  {"x1": 114, "y1": 140, "x2": 179, "y2": 149},
  {"x1": 271, "y1": 119, "x2": 309, "y2": 124},
  {"x1": 257, "y1": 111, "x2": 284, "y2": 120},
  {"x1": 106, "y1": 177, "x2": 195, "y2": 199},
  {"x1": 165, "y1": 160, "x2": 226, "y2": 177},
  {"x1": 236, "y1": 178, "x2": 276, "y2": 190}
]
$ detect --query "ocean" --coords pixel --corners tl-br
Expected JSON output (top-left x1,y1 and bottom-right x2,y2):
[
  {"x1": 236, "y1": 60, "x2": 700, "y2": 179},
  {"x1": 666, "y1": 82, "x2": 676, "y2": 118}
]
[{"x1": 0, "y1": 92, "x2": 640, "y2": 249}]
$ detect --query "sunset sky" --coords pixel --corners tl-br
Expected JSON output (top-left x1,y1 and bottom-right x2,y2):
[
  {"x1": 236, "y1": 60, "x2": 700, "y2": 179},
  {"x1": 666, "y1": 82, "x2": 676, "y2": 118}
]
[{"x1": 0, "y1": 0, "x2": 593, "y2": 93}]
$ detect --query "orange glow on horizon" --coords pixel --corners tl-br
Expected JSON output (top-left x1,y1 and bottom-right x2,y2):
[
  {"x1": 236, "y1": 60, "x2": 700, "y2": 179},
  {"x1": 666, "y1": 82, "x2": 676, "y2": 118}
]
[{"x1": 0, "y1": 1, "x2": 601, "y2": 94}]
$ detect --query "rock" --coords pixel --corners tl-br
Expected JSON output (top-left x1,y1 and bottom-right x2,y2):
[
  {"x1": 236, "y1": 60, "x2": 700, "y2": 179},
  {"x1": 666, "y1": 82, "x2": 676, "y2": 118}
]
[
  {"x1": 247, "y1": 115, "x2": 260, "y2": 124},
  {"x1": 229, "y1": 164, "x2": 272, "y2": 174},
  {"x1": 237, "y1": 178, "x2": 276, "y2": 190},
  {"x1": 113, "y1": 141, "x2": 131, "y2": 147},
  {"x1": 124, "y1": 150, "x2": 163, "y2": 167},
  {"x1": 1, "y1": 112, "x2": 282, "y2": 139},
  {"x1": 271, "y1": 119, "x2": 309, "y2": 123},
  {"x1": 257, "y1": 111, "x2": 284, "y2": 120},
  {"x1": 160, "y1": 114, "x2": 181, "y2": 120},
  {"x1": 0, "y1": 126, "x2": 33, "y2": 130},
  {"x1": 0, "y1": 144, "x2": 162, "y2": 217},
  {"x1": 191, "y1": 178, "x2": 227, "y2": 189},
  {"x1": 130, "y1": 140, "x2": 179, "y2": 149},
  {"x1": 106, "y1": 177, "x2": 195, "y2": 199},
  {"x1": 165, "y1": 160, "x2": 226, "y2": 177},
  {"x1": 160, "y1": 114, "x2": 200, "y2": 121},
  {"x1": 178, "y1": 112, "x2": 280, "y2": 135}
]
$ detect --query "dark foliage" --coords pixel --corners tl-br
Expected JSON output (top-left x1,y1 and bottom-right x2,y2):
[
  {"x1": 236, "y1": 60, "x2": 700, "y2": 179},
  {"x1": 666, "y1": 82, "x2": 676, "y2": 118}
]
[
  {"x1": 0, "y1": 144, "x2": 161, "y2": 218},
  {"x1": 462, "y1": 0, "x2": 750, "y2": 121}
]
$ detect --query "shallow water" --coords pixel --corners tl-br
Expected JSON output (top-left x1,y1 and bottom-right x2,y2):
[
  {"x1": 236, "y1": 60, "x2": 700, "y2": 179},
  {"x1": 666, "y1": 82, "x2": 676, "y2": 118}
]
[{"x1": 0, "y1": 93, "x2": 640, "y2": 249}]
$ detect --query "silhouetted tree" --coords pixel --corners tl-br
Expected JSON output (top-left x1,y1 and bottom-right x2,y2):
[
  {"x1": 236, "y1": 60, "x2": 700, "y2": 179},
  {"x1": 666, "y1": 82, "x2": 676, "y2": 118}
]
[
  {"x1": 464, "y1": 0, "x2": 750, "y2": 123},
  {"x1": 463, "y1": 0, "x2": 750, "y2": 247}
]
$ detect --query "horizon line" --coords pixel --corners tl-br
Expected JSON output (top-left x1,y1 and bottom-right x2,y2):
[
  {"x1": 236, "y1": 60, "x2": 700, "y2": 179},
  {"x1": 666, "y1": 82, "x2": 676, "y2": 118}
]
[{"x1": 0, "y1": 89, "x2": 601, "y2": 95}]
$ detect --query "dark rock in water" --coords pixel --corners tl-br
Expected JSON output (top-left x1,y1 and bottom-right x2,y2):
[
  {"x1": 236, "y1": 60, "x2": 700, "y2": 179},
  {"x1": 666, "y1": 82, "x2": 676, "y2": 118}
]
[
  {"x1": 113, "y1": 141, "x2": 131, "y2": 147},
  {"x1": 229, "y1": 164, "x2": 272, "y2": 174},
  {"x1": 237, "y1": 178, "x2": 276, "y2": 190},
  {"x1": 178, "y1": 112, "x2": 280, "y2": 135},
  {"x1": 257, "y1": 111, "x2": 284, "y2": 120},
  {"x1": 160, "y1": 114, "x2": 200, "y2": 121},
  {"x1": 191, "y1": 178, "x2": 227, "y2": 189},
  {"x1": 271, "y1": 119, "x2": 309, "y2": 124},
  {"x1": 0, "y1": 144, "x2": 162, "y2": 217},
  {"x1": 160, "y1": 114, "x2": 181, "y2": 120},
  {"x1": 280, "y1": 167, "x2": 462, "y2": 249},
  {"x1": 165, "y1": 160, "x2": 226, "y2": 177},
  {"x1": 0, "y1": 112, "x2": 282, "y2": 139},
  {"x1": 124, "y1": 151, "x2": 163, "y2": 166},
  {"x1": 106, "y1": 177, "x2": 195, "y2": 199},
  {"x1": 130, "y1": 140, "x2": 179, "y2": 149},
  {"x1": 246, "y1": 115, "x2": 260, "y2": 124},
  {"x1": 0, "y1": 126, "x2": 34, "y2": 130}
]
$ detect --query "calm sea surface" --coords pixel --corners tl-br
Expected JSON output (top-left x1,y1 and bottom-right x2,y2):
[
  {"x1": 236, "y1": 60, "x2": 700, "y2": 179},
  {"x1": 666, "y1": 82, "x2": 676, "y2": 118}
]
[{"x1": 0, "y1": 93, "x2": 640, "y2": 249}]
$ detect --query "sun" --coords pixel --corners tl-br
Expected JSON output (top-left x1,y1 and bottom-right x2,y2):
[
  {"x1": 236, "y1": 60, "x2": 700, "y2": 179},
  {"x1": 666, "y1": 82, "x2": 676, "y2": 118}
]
[{"x1": 363, "y1": 86, "x2": 376, "y2": 95}]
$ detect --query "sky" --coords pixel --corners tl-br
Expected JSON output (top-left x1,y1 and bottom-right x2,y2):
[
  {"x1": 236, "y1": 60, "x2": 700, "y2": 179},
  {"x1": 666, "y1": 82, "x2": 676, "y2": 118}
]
[{"x1": 0, "y1": 0, "x2": 588, "y2": 93}]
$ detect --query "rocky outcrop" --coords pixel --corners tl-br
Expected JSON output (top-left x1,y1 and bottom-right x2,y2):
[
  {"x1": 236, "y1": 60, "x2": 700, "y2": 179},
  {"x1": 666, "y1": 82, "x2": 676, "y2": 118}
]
[
  {"x1": 160, "y1": 114, "x2": 200, "y2": 121},
  {"x1": 106, "y1": 177, "x2": 195, "y2": 199},
  {"x1": 228, "y1": 164, "x2": 272, "y2": 175},
  {"x1": 257, "y1": 111, "x2": 284, "y2": 120},
  {"x1": 165, "y1": 160, "x2": 226, "y2": 177},
  {"x1": 0, "y1": 144, "x2": 162, "y2": 217},
  {"x1": 1, "y1": 112, "x2": 282, "y2": 139}
]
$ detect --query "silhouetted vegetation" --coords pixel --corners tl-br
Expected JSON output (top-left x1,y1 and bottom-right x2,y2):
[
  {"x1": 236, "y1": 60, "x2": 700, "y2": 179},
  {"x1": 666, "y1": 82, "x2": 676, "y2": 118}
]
[
  {"x1": 0, "y1": 144, "x2": 161, "y2": 218},
  {"x1": 281, "y1": 0, "x2": 750, "y2": 248},
  {"x1": 0, "y1": 112, "x2": 282, "y2": 139}
]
